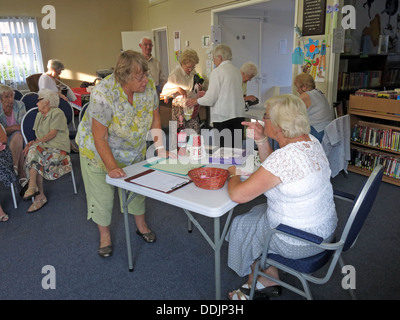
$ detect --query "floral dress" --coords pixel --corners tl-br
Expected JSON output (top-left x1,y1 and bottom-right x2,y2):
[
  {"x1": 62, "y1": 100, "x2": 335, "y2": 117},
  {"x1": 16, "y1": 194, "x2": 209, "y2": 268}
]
[
  {"x1": 25, "y1": 108, "x2": 72, "y2": 180},
  {"x1": 0, "y1": 145, "x2": 16, "y2": 188},
  {"x1": 75, "y1": 74, "x2": 158, "y2": 170}
]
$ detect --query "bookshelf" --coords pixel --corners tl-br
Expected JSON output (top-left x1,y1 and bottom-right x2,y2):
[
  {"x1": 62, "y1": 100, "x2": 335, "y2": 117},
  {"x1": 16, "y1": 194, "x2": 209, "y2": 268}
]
[
  {"x1": 348, "y1": 95, "x2": 400, "y2": 186},
  {"x1": 337, "y1": 53, "x2": 400, "y2": 104}
]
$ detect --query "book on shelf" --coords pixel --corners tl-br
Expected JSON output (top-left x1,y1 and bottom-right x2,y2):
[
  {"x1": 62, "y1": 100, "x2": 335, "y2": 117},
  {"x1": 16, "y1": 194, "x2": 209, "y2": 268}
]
[
  {"x1": 351, "y1": 124, "x2": 400, "y2": 152},
  {"x1": 338, "y1": 70, "x2": 382, "y2": 91},
  {"x1": 350, "y1": 146, "x2": 400, "y2": 179}
]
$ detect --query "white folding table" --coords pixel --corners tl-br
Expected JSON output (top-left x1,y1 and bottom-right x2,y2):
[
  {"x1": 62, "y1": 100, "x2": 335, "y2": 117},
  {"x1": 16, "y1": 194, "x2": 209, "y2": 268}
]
[{"x1": 106, "y1": 158, "x2": 238, "y2": 300}]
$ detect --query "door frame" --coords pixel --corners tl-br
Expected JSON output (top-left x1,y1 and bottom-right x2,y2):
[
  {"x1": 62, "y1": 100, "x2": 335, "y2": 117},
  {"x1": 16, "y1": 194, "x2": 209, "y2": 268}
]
[{"x1": 152, "y1": 26, "x2": 170, "y2": 77}]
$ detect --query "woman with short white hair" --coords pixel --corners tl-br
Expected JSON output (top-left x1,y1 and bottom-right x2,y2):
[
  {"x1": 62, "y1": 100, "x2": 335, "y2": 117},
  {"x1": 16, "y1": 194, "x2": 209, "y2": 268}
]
[
  {"x1": 226, "y1": 94, "x2": 337, "y2": 300},
  {"x1": 22, "y1": 88, "x2": 71, "y2": 213},
  {"x1": 240, "y1": 61, "x2": 259, "y2": 105}
]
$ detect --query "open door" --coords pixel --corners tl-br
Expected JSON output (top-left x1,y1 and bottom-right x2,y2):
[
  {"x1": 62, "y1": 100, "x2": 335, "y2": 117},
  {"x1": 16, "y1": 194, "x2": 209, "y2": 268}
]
[{"x1": 121, "y1": 30, "x2": 169, "y2": 77}]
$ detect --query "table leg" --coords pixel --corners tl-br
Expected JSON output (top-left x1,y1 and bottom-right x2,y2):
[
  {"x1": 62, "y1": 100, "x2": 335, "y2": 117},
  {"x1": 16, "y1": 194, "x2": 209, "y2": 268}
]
[
  {"x1": 187, "y1": 217, "x2": 192, "y2": 233},
  {"x1": 121, "y1": 189, "x2": 134, "y2": 272},
  {"x1": 214, "y1": 216, "x2": 221, "y2": 300},
  {"x1": 183, "y1": 208, "x2": 234, "y2": 300}
]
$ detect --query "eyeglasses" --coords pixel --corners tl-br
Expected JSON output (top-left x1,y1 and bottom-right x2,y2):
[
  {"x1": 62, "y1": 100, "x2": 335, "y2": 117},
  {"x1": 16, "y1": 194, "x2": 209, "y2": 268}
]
[
  {"x1": 133, "y1": 72, "x2": 149, "y2": 82},
  {"x1": 263, "y1": 113, "x2": 270, "y2": 120},
  {"x1": 38, "y1": 98, "x2": 44, "y2": 101}
]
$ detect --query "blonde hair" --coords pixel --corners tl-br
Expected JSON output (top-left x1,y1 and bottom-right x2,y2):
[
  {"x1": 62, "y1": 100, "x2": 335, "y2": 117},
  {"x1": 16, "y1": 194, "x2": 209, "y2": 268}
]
[
  {"x1": 213, "y1": 44, "x2": 232, "y2": 61},
  {"x1": 178, "y1": 48, "x2": 199, "y2": 65},
  {"x1": 240, "y1": 62, "x2": 258, "y2": 77},
  {"x1": 114, "y1": 50, "x2": 149, "y2": 84},
  {"x1": 266, "y1": 94, "x2": 310, "y2": 138},
  {"x1": 294, "y1": 73, "x2": 315, "y2": 90}
]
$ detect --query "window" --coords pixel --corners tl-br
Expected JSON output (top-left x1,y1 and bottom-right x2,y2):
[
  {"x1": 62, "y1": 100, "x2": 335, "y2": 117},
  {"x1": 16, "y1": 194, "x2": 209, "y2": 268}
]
[{"x1": 0, "y1": 17, "x2": 44, "y2": 86}]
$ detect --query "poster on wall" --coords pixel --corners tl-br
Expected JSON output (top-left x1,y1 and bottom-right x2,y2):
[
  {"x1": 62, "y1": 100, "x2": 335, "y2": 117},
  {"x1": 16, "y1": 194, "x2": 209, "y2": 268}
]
[
  {"x1": 174, "y1": 31, "x2": 180, "y2": 61},
  {"x1": 302, "y1": 0, "x2": 327, "y2": 36}
]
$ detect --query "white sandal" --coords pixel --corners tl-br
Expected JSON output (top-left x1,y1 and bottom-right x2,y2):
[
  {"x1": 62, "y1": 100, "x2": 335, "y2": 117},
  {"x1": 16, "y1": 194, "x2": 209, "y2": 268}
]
[
  {"x1": 0, "y1": 213, "x2": 9, "y2": 222},
  {"x1": 229, "y1": 289, "x2": 248, "y2": 300}
]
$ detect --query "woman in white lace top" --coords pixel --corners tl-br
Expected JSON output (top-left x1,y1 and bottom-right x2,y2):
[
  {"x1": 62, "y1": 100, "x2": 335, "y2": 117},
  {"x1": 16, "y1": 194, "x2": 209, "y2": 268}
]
[{"x1": 226, "y1": 94, "x2": 337, "y2": 300}]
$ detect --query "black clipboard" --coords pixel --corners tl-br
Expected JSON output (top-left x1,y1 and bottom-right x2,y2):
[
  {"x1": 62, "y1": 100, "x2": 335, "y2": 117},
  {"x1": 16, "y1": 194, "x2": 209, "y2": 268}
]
[{"x1": 124, "y1": 169, "x2": 192, "y2": 193}]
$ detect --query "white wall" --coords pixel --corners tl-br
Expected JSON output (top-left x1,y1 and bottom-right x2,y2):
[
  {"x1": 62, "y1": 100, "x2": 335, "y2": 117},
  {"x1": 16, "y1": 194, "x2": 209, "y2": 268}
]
[
  {"x1": 214, "y1": 1, "x2": 295, "y2": 104},
  {"x1": 261, "y1": 8, "x2": 295, "y2": 102}
]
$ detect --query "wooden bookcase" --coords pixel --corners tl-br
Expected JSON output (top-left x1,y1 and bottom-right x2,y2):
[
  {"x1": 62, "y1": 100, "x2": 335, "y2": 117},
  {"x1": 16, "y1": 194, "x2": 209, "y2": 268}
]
[
  {"x1": 348, "y1": 95, "x2": 400, "y2": 186},
  {"x1": 337, "y1": 53, "x2": 400, "y2": 108}
]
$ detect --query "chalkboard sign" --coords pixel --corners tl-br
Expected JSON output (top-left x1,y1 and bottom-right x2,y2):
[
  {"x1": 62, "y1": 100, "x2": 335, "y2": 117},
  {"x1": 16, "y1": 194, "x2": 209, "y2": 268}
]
[{"x1": 302, "y1": 0, "x2": 326, "y2": 36}]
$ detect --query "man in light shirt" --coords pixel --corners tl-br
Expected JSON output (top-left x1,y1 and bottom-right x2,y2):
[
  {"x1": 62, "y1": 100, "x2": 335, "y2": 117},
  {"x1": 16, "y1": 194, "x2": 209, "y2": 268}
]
[{"x1": 139, "y1": 37, "x2": 167, "y2": 95}]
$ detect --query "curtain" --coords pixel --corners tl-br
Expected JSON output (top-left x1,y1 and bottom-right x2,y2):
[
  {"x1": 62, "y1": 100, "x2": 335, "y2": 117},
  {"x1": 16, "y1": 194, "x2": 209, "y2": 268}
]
[{"x1": 0, "y1": 17, "x2": 44, "y2": 85}]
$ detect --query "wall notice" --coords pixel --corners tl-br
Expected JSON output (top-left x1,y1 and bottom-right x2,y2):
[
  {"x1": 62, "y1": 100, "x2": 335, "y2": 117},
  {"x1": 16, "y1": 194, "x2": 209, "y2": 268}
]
[{"x1": 302, "y1": 0, "x2": 326, "y2": 36}]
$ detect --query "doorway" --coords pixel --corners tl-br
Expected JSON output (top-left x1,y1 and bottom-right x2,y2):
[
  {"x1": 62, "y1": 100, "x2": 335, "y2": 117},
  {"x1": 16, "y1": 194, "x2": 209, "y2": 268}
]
[
  {"x1": 212, "y1": 0, "x2": 296, "y2": 103},
  {"x1": 219, "y1": 16, "x2": 261, "y2": 98},
  {"x1": 153, "y1": 27, "x2": 169, "y2": 78},
  {"x1": 121, "y1": 28, "x2": 169, "y2": 78}
]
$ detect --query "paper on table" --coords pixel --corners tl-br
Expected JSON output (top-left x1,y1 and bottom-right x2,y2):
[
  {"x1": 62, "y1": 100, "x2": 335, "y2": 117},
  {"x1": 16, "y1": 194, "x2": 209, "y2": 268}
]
[
  {"x1": 145, "y1": 159, "x2": 204, "y2": 176},
  {"x1": 126, "y1": 170, "x2": 191, "y2": 193}
]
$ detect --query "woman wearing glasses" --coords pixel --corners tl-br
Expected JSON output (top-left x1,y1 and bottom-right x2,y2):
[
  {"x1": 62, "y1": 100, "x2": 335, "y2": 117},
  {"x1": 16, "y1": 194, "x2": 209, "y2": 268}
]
[
  {"x1": 225, "y1": 94, "x2": 337, "y2": 300},
  {"x1": 22, "y1": 89, "x2": 71, "y2": 213},
  {"x1": 76, "y1": 50, "x2": 169, "y2": 257}
]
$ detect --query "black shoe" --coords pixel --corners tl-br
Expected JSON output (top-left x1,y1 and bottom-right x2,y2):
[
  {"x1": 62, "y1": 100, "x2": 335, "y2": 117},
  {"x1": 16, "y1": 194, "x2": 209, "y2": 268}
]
[
  {"x1": 19, "y1": 179, "x2": 29, "y2": 197},
  {"x1": 136, "y1": 229, "x2": 156, "y2": 243},
  {"x1": 98, "y1": 245, "x2": 113, "y2": 257},
  {"x1": 253, "y1": 286, "x2": 282, "y2": 300},
  {"x1": 240, "y1": 285, "x2": 282, "y2": 300}
]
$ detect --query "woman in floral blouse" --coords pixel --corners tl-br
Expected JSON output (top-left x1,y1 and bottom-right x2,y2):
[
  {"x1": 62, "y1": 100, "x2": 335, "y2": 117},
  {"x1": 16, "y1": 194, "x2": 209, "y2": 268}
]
[{"x1": 76, "y1": 50, "x2": 169, "y2": 257}]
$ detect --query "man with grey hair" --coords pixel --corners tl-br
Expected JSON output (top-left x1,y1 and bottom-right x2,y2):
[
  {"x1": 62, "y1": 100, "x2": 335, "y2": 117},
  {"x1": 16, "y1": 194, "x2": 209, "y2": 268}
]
[{"x1": 139, "y1": 36, "x2": 167, "y2": 95}]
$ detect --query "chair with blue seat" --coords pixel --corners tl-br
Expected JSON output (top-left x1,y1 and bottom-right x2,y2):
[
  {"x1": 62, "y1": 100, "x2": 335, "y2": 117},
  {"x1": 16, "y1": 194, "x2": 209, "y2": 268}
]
[
  {"x1": 58, "y1": 98, "x2": 76, "y2": 139},
  {"x1": 21, "y1": 92, "x2": 39, "y2": 111},
  {"x1": 14, "y1": 89, "x2": 23, "y2": 100},
  {"x1": 20, "y1": 107, "x2": 77, "y2": 195},
  {"x1": 249, "y1": 164, "x2": 384, "y2": 300}
]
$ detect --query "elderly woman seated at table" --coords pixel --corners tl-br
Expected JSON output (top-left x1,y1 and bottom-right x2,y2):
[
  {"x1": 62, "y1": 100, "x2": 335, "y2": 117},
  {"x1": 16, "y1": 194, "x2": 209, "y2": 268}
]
[
  {"x1": 22, "y1": 88, "x2": 71, "y2": 213},
  {"x1": 0, "y1": 84, "x2": 27, "y2": 191},
  {"x1": 225, "y1": 94, "x2": 337, "y2": 300},
  {"x1": 1, "y1": 123, "x2": 17, "y2": 222}
]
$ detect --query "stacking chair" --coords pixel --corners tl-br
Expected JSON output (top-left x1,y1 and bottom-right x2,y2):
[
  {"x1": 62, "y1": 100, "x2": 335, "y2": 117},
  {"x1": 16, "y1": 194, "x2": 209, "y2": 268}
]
[
  {"x1": 14, "y1": 89, "x2": 23, "y2": 100},
  {"x1": 20, "y1": 107, "x2": 77, "y2": 195},
  {"x1": 249, "y1": 164, "x2": 384, "y2": 300},
  {"x1": 26, "y1": 73, "x2": 41, "y2": 92},
  {"x1": 21, "y1": 92, "x2": 39, "y2": 111},
  {"x1": 58, "y1": 98, "x2": 76, "y2": 135},
  {"x1": 79, "y1": 102, "x2": 89, "y2": 123}
]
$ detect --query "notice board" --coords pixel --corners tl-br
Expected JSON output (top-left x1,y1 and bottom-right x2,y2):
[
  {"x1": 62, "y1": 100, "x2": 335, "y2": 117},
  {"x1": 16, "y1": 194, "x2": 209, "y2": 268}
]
[{"x1": 302, "y1": 0, "x2": 326, "y2": 36}]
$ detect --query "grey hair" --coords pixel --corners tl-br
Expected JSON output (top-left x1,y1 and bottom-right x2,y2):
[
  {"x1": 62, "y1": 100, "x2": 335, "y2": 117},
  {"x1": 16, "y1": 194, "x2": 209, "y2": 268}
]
[
  {"x1": 240, "y1": 62, "x2": 258, "y2": 77},
  {"x1": 47, "y1": 59, "x2": 65, "y2": 72},
  {"x1": 139, "y1": 36, "x2": 152, "y2": 44},
  {"x1": 38, "y1": 88, "x2": 59, "y2": 108},
  {"x1": 213, "y1": 44, "x2": 232, "y2": 61},
  {"x1": 265, "y1": 94, "x2": 310, "y2": 138},
  {"x1": 0, "y1": 84, "x2": 14, "y2": 98}
]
